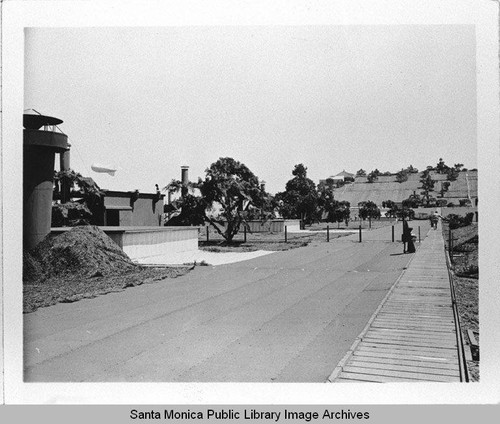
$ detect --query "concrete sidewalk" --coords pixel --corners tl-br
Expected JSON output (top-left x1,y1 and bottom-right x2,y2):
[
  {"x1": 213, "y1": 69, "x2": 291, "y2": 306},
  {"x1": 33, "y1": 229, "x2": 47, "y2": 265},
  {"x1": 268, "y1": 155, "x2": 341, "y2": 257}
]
[
  {"x1": 136, "y1": 249, "x2": 275, "y2": 266},
  {"x1": 328, "y1": 222, "x2": 461, "y2": 382}
]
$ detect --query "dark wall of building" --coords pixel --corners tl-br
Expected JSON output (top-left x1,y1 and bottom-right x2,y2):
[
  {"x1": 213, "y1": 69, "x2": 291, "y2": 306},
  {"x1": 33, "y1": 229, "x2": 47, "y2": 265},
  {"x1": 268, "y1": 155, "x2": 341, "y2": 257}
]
[{"x1": 102, "y1": 192, "x2": 164, "y2": 226}]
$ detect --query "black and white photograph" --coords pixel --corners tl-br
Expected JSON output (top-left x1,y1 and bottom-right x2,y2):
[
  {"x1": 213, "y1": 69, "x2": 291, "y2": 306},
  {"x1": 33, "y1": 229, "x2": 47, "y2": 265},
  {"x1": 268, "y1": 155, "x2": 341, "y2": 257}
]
[{"x1": 2, "y1": 0, "x2": 500, "y2": 409}]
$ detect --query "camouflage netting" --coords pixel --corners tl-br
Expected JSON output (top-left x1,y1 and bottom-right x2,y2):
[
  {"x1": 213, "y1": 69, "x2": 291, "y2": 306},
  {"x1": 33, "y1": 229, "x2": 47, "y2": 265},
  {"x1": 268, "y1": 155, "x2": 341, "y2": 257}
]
[{"x1": 24, "y1": 225, "x2": 138, "y2": 282}]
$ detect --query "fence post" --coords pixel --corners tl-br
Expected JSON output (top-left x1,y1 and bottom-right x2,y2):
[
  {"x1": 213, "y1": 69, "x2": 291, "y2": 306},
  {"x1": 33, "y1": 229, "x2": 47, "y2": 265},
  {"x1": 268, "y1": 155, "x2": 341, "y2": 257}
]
[
  {"x1": 359, "y1": 224, "x2": 362, "y2": 243},
  {"x1": 285, "y1": 225, "x2": 288, "y2": 243},
  {"x1": 449, "y1": 228, "x2": 453, "y2": 262},
  {"x1": 206, "y1": 226, "x2": 209, "y2": 242},
  {"x1": 327, "y1": 225, "x2": 330, "y2": 242},
  {"x1": 392, "y1": 225, "x2": 394, "y2": 242},
  {"x1": 244, "y1": 226, "x2": 247, "y2": 243}
]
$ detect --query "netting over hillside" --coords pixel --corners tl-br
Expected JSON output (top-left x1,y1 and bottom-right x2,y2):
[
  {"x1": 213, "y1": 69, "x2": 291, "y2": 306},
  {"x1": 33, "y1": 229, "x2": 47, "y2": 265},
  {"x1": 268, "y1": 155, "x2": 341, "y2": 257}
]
[{"x1": 333, "y1": 171, "x2": 477, "y2": 205}]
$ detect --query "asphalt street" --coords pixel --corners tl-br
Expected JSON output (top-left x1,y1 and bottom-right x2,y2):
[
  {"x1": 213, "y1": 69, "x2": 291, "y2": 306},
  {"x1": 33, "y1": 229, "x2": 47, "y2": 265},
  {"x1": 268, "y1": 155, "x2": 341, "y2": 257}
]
[{"x1": 24, "y1": 220, "x2": 431, "y2": 382}]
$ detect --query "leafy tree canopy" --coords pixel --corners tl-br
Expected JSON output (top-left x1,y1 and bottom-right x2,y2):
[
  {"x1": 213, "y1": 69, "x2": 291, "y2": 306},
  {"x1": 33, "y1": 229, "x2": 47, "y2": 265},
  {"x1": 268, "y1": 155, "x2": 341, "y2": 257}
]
[
  {"x1": 436, "y1": 158, "x2": 450, "y2": 174},
  {"x1": 358, "y1": 201, "x2": 381, "y2": 220},
  {"x1": 199, "y1": 157, "x2": 263, "y2": 242},
  {"x1": 277, "y1": 164, "x2": 318, "y2": 225},
  {"x1": 53, "y1": 169, "x2": 105, "y2": 225},
  {"x1": 395, "y1": 169, "x2": 409, "y2": 183},
  {"x1": 366, "y1": 170, "x2": 379, "y2": 183},
  {"x1": 419, "y1": 173, "x2": 436, "y2": 206}
]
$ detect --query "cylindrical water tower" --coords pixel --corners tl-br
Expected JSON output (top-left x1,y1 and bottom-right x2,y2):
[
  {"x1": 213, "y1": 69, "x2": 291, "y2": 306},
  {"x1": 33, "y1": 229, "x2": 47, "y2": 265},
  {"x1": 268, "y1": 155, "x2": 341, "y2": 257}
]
[{"x1": 23, "y1": 113, "x2": 69, "y2": 250}]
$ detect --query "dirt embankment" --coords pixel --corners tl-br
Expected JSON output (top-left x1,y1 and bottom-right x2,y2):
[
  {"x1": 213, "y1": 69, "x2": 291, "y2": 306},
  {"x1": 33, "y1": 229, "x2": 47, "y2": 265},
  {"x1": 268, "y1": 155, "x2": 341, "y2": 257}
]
[
  {"x1": 442, "y1": 222, "x2": 479, "y2": 381},
  {"x1": 23, "y1": 226, "x2": 190, "y2": 313}
]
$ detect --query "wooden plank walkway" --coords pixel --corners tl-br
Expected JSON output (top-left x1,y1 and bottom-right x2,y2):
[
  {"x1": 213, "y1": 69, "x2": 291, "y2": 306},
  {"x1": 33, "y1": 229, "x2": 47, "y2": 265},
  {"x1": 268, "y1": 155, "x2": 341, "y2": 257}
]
[{"x1": 328, "y1": 223, "x2": 461, "y2": 382}]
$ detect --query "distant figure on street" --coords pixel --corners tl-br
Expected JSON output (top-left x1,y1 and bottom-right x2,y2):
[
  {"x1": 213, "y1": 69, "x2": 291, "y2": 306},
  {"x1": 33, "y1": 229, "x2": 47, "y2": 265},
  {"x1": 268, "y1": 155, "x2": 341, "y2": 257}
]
[
  {"x1": 407, "y1": 225, "x2": 416, "y2": 253},
  {"x1": 402, "y1": 219, "x2": 412, "y2": 253},
  {"x1": 429, "y1": 210, "x2": 441, "y2": 230}
]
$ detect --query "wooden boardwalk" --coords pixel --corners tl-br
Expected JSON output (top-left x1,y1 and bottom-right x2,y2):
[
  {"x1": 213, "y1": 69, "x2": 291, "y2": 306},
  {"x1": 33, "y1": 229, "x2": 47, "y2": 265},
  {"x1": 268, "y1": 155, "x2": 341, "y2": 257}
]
[{"x1": 329, "y1": 224, "x2": 462, "y2": 382}]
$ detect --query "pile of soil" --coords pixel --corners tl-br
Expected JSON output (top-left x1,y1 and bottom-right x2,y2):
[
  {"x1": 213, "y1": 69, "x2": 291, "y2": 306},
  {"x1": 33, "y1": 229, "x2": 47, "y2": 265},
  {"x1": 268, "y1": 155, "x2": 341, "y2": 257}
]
[
  {"x1": 25, "y1": 226, "x2": 138, "y2": 282},
  {"x1": 23, "y1": 226, "x2": 191, "y2": 313}
]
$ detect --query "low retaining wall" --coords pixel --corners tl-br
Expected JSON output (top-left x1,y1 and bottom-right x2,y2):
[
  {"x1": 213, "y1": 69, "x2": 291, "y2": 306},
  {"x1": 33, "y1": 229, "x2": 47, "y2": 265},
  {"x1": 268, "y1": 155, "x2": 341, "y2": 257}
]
[
  {"x1": 246, "y1": 220, "x2": 284, "y2": 233},
  {"x1": 283, "y1": 219, "x2": 302, "y2": 232},
  {"x1": 51, "y1": 226, "x2": 199, "y2": 261},
  {"x1": 214, "y1": 219, "x2": 302, "y2": 233}
]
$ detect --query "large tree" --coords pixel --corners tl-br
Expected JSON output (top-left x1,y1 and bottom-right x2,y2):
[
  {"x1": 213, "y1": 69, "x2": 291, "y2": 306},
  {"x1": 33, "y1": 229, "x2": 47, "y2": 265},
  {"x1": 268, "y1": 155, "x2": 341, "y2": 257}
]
[
  {"x1": 276, "y1": 164, "x2": 318, "y2": 226},
  {"x1": 436, "y1": 158, "x2": 450, "y2": 174},
  {"x1": 317, "y1": 180, "x2": 351, "y2": 225},
  {"x1": 402, "y1": 193, "x2": 422, "y2": 209},
  {"x1": 395, "y1": 168, "x2": 409, "y2": 183},
  {"x1": 330, "y1": 200, "x2": 351, "y2": 227},
  {"x1": 419, "y1": 172, "x2": 436, "y2": 206},
  {"x1": 366, "y1": 169, "x2": 380, "y2": 183},
  {"x1": 199, "y1": 157, "x2": 263, "y2": 242},
  {"x1": 358, "y1": 201, "x2": 381, "y2": 220},
  {"x1": 317, "y1": 178, "x2": 336, "y2": 220}
]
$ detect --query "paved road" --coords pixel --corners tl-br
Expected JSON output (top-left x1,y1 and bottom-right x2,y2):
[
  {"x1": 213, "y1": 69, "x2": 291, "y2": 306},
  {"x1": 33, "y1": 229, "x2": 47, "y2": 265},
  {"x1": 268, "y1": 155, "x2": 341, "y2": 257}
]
[{"x1": 24, "y1": 221, "x2": 431, "y2": 382}]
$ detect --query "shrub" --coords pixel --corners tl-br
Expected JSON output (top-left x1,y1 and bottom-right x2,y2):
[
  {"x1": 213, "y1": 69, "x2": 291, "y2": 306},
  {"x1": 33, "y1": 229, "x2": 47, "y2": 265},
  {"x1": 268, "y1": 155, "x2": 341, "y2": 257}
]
[
  {"x1": 395, "y1": 169, "x2": 409, "y2": 183},
  {"x1": 446, "y1": 213, "x2": 474, "y2": 230},
  {"x1": 456, "y1": 264, "x2": 479, "y2": 278},
  {"x1": 52, "y1": 202, "x2": 92, "y2": 227}
]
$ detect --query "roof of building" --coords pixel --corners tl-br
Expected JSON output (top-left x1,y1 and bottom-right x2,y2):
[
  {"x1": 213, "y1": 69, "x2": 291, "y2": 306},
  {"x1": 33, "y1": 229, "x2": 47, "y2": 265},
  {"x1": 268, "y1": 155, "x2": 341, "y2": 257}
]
[
  {"x1": 322, "y1": 170, "x2": 355, "y2": 181},
  {"x1": 335, "y1": 170, "x2": 355, "y2": 178}
]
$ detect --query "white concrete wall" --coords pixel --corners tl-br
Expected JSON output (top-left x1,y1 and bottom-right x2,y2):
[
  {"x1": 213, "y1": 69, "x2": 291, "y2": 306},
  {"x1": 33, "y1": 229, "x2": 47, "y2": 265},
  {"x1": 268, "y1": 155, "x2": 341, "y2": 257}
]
[
  {"x1": 283, "y1": 219, "x2": 302, "y2": 232},
  {"x1": 118, "y1": 228, "x2": 199, "y2": 261},
  {"x1": 246, "y1": 220, "x2": 284, "y2": 233}
]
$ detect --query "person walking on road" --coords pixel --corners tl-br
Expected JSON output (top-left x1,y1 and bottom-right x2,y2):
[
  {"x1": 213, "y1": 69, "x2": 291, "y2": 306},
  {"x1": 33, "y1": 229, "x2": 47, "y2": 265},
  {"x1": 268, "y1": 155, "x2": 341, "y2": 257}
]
[
  {"x1": 402, "y1": 219, "x2": 411, "y2": 253},
  {"x1": 431, "y1": 210, "x2": 441, "y2": 230},
  {"x1": 406, "y1": 225, "x2": 416, "y2": 253}
]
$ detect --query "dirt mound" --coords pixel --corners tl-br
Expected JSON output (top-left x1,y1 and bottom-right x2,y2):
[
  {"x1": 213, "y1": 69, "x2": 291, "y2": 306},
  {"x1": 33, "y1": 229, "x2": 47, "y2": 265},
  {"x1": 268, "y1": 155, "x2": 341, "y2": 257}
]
[
  {"x1": 25, "y1": 226, "x2": 138, "y2": 282},
  {"x1": 23, "y1": 250, "x2": 43, "y2": 281}
]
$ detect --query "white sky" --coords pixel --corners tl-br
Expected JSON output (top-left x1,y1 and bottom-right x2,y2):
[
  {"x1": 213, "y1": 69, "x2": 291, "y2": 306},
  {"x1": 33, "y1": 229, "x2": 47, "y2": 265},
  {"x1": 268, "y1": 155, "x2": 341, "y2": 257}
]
[{"x1": 24, "y1": 25, "x2": 476, "y2": 194}]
